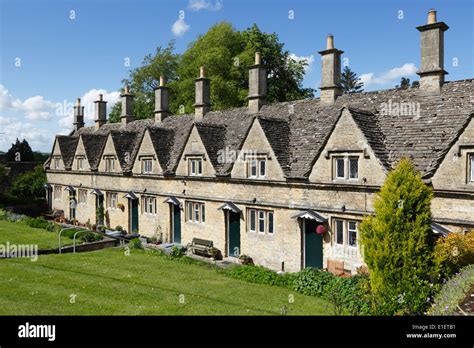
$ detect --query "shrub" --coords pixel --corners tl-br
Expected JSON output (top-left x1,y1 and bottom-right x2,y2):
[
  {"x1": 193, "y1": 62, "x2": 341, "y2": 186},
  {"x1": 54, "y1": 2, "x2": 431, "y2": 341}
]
[
  {"x1": 238, "y1": 254, "x2": 254, "y2": 265},
  {"x1": 128, "y1": 238, "x2": 143, "y2": 250},
  {"x1": 293, "y1": 268, "x2": 335, "y2": 297},
  {"x1": 359, "y1": 159, "x2": 436, "y2": 315},
  {"x1": 224, "y1": 265, "x2": 296, "y2": 288},
  {"x1": 428, "y1": 264, "x2": 474, "y2": 316},
  {"x1": 5, "y1": 212, "x2": 27, "y2": 222},
  {"x1": 434, "y1": 232, "x2": 474, "y2": 278},
  {"x1": 209, "y1": 247, "x2": 223, "y2": 260},
  {"x1": 115, "y1": 225, "x2": 123, "y2": 232},
  {"x1": 0, "y1": 209, "x2": 7, "y2": 220},
  {"x1": 79, "y1": 232, "x2": 102, "y2": 243},
  {"x1": 169, "y1": 245, "x2": 184, "y2": 258},
  {"x1": 24, "y1": 217, "x2": 50, "y2": 230}
]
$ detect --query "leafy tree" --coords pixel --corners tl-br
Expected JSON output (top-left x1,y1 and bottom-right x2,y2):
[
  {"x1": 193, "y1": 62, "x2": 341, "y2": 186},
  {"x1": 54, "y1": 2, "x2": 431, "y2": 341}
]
[
  {"x1": 6, "y1": 138, "x2": 34, "y2": 162},
  {"x1": 396, "y1": 77, "x2": 410, "y2": 90},
  {"x1": 109, "y1": 22, "x2": 314, "y2": 122},
  {"x1": 8, "y1": 164, "x2": 46, "y2": 201},
  {"x1": 411, "y1": 80, "x2": 420, "y2": 88},
  {"x1": 359, "y1": 158, "x2": 436, "y2": 315},
  {"x1": 340, "y1": 66, "x2": 364, "y2": 93}
]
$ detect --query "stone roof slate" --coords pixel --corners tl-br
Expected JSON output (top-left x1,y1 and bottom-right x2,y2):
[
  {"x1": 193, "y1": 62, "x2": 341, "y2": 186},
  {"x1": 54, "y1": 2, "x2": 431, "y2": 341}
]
[{"x1": 47, "y1": 78, "x2": 474, "y2": 179}]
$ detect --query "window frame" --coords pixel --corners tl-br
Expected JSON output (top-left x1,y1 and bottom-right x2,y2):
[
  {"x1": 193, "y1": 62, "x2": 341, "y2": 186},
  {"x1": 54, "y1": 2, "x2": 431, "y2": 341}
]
[
  {"x1": 105, "y1": 156, "x2": 115, "y2": 172},
  {"x1": 141, "y1": 196, "x2": 157, "y2": 215},
  {"x1": 188, "y1": 158, "x2": 203, "y2": 176},
  {"x1": 335, "y1": 219, "x2": 344, "y2": 245},
  {"x1": 333, "y1": 219, "x2": 359, "y2": 247},
  {"x1": 247, "y1": 208, "x2": 274, "y2": 235},
  {"x1": 142, "y1": 158, "x2": 153, "y2": 174},
  {"x1": 347, "y1": 221, "x2": 358, "y2": 247},
  {"x1": 186, "y1": 201, "x2": 205, "y2": 223},
  {"x1": 78, "y1": 189, "x2": 87, "y2": 204},
  {"x1": 349, "y1": 157, "x2": 359, "y2": 180},
  {"x1": 469, "y1": 154, "x2": 474, "y2": 183},
  {"x1": 247, "y1": 158, "x2": 267, "y2": 179},
  {"x1": 335, "y1": 157, "x2": 345, "y2": 179},
  {"x1": 77, "y1": 156, "x2": 85, "y2": 171},
  {"x1": 106, "y1": 192, "x2": 118, "y2": 209},
  {"x1": 53, "y1": 186, "x2": 62, "y2": 200},
  {"x1": 248, "y1": 209, "x2": 256, "y2": 232}
]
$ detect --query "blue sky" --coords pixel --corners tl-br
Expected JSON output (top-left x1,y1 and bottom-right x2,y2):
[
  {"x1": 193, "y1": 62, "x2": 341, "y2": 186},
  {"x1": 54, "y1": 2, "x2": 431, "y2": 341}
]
[{"x1": 0, "y1": 0, "x2": 472, "y2": 152}]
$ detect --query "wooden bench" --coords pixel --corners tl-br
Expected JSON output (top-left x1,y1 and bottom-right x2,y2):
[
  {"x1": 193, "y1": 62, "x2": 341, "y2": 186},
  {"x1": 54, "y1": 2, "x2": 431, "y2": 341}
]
[{"x1": 188, "y1": 238, "x2": 214, "y2": 257}]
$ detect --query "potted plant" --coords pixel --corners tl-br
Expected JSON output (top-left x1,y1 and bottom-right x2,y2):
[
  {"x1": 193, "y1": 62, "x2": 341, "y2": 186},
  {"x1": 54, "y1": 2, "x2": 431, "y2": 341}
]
[{"x1": 238, "y1": 255, "x2": 254, "y2": 265}]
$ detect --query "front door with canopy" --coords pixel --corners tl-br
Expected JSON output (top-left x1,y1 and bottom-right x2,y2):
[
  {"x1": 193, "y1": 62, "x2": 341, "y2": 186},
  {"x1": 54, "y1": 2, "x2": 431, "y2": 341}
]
[
  {"x1": 164, "y1": 196, "x2": 181, "y2": 244},
  {"x1": 218, "y1": 202, "x2": 241, "y2": 257},
  {"x1": 91, "y1": 189, "x2": 104, "y2": 226},
  {"x1": 125, "y1": 191, "x2": 139, "y2": 234},
  {"x1": 292, "y1": 210, "x2": 327, "y2": 269}
]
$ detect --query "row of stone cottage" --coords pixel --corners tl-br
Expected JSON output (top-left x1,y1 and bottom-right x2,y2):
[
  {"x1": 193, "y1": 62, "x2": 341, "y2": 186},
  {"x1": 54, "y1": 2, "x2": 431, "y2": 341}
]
[{"x1": 45, "y1": 10, "x2": 474, "y2": 273}]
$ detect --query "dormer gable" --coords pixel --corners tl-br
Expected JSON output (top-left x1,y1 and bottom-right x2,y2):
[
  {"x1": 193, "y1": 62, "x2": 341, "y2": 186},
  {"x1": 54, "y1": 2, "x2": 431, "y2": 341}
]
[
  {"x1": 71, "y1": 136, "x2": 90, "y2": 171},
  {"x1": 175, "y1": 123, "x2": 221, "y2": 177},
  {"x1": 308, "y1": 107, "x2": 387, "y2": 185},
  {"x1": 98, "y1": 133, "x2": 121, "y2": 173},
  {"x1": 132, "y1": 128, "x2": 164, "y2": 175},
  {"x1": 230, "y1": 117, "x2": 286, "y2": 181}
]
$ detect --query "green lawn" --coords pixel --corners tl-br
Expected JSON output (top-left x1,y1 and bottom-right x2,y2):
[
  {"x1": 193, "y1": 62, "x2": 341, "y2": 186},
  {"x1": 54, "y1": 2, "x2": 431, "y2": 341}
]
[
  {"x1": 0, "y1": 247, "x2": 333, "y2": 315},
  {"x1": 0, "y1": 220, "x2": 73, "y2": 250}
]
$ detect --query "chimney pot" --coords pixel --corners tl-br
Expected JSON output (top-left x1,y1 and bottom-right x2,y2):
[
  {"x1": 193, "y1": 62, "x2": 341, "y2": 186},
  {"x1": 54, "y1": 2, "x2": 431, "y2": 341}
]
[
  {"x1": 428, "y1": 9, "x2": 437, "y2": 24},
  {"x1": 199, "y1": 66, "x2": 205, "y2": 78},
  {"x1": 255, "y1": 52, "x2": 261, "y2": 65},
  {"x1": 160, "y1": 75, "x2": 165, "y2": 87},
  {"x1": 326, "y1": 34, "x2": 334, "y2": 49}
]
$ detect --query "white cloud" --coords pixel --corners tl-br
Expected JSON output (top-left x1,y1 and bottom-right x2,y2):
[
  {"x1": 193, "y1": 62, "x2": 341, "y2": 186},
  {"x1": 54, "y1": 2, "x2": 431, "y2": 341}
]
[
  {"x1": 58, "y1": 89, "x2": 121, "y2": 129},
  {"x1": 289, "y1": 53, "x2": 315, "y2": 71},
  {"x1": 0, "y1": 85, "x2": 56, "y2": 121},
  {"x1": 360, "y1": 63, "x2": 417, "y2": 87},
  {"x1": 188, "y1": 0, "x2": 223, "y2": 11},
  {"x1": 172, "y1": 18, "x2": 190, "y2": 37},
  {"x1": 0, "y1": 118, "x2": 54, "y2": 152}
]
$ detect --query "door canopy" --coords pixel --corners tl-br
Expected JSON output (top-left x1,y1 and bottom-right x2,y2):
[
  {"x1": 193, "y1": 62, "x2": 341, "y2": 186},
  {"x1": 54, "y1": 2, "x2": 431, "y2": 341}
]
[
  {"x1": 124, "y1": 191, "x2": 138, "y2": 200},
  {"x1": 291, "y1": 209, "x2": 327, "y2": 222},
  {"x1": 217, "y1": 202, "x2": 242, "y2": 214},
  {"x1": 164, "y1": 196, "x2": 181, "y2": 206}
]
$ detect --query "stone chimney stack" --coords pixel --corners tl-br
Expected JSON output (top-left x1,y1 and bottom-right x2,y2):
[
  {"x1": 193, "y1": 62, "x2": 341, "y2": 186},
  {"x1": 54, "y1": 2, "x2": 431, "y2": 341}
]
[
  {"x1": 319, "y1": 34, "x2": 343, "y2": 105},
  {"x1": 194, "y1": 66, "x2": 210, "y2": 122},
  {"x1": 154, "y1": 76, "x2": 170, "y2": 123},
  {"x1": 120, "y1": 86, "x2": 134, "y2": 126},
  {"x1": 94, "y1": 94, "x2": 107, "y2": 130},
  {"x1": 73, "y1": 98, "x2": 85, "y2": 131},
  {"x1": 416, "y1": 9, "x2": 449, "y2": 95},
  {"x1": 247, "y1": 52, "x2": 267, "y2": 113}
]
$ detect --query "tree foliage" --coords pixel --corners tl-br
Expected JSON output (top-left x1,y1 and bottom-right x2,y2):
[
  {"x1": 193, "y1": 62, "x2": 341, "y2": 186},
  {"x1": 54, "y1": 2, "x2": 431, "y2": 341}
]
[
  {"x1": 340, "y1": 66, "x2": 364, "y2": 93},
  {"x1": 8, "y1": 164, "x2": 46, "y2": 202},
  {"x1": 359, "y1": 158, "x2": 436, "y2": 315},
  {"x1": 109, "y1": 22, "x2": 314, "y2": 122},
  {"x1": 6, "y1": 138, "x2": 34, "y2": 162}
]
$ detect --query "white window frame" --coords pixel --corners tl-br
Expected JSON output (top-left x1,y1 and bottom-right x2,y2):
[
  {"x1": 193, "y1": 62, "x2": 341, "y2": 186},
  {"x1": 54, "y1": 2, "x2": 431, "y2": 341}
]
[
  {"x1": 77, "y1": 157, "x2": 85, "y2": 171},
  {"x1": 349, "y1": 157, "x2": 359, "y2": 180},
  {"x1": 106, "y1": 192, "x2": 118, "y2": 209},
  {"x1": 186, "y1": 201, "x2": 205, "y2": 223},
  {"x1": 247, "y1": 209, "x2": 274, "y2": 235},
  {"x1": 105, "y1": 157, "x2": 115, "y2": 172},
  {"x1": 335, "y1": 157, "x2": 345, "y2": 179},
  {"x1": 142, "y1": 159, "x2": 153, "y2": 174},
  {"x1": 53, "y1": 157, "x2": 61, "y2": 170},
  {"x1": 188, "y1": 158, "x2": 203, "y2": 176},
  {"x1": 248, "y1": 158, "x2": 266, "y2": 179},
  {"x1": 78, "y1": 189, "x2": 87, "y2": 204},
  {"x1": 469, "y1": 154, "x2": 474, "y2": 183},
  {"x1": 141, "y1": 196, "x2": 157, "y2": 215},
  {"x1": 334, "y1": 219, "x2": 358, "y2": 247}
]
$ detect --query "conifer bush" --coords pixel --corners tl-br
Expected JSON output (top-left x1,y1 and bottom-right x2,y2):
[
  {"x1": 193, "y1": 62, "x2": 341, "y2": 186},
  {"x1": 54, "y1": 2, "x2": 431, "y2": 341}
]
[{"x1": 359, "y1": 158, "x2": 436, "y2": 315}]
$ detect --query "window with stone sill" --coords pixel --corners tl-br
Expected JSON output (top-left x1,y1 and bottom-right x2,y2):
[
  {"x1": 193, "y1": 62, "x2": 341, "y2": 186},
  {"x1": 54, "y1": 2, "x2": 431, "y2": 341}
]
[
  {"x1": 77, "y1": 157, "x2": 85, "y2": 171},
  {"x1": 332, "y1": 156, "x2": 359, "y2": 181},
  {"x1": 141, "y1": 196, "x2": 157, "y2": 215},
  {"x1": 333, "y1": 219, "x2": 358, "y2": 248},
  {"x1": 53, "y1": 186, "x2": 62, "y2": 200},
  {"x1": 53, "y1": 157, "x2": 61, "y2": 170},
  {"x1": 106, "y1": 192, "x2": 118, "y2": 209},
  {"x1": 104, "y1": 157, "x2": 115, "y2": 172}
]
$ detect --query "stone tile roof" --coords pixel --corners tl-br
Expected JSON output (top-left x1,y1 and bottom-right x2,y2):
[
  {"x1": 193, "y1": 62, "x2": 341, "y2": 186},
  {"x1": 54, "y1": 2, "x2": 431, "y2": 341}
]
[
  {"x1": 47, "y1": 78, "x2": 474, "y2": 179},
  {"x1": 109, "y1": 131, "x2": 140, "y2": 171},
  {"x1": 80, "y1": 133, "x2": 108, "y2": 171},
  {"x1": 56, "y1": 136, "x2": 79, "y2": 169}
]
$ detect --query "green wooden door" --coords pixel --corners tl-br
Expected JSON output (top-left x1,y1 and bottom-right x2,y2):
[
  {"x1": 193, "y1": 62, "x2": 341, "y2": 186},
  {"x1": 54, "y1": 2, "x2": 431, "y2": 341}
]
[
  {"x1": 131, "y1": 200, "x2": 139, "y2": 233},
  {"x1": 96, "y1": 195, "x2": 104, "y2": 226},
  {"x1": 228, "y1": 211, "x2": 240, "y2": 257},
  {"x1": 304, "y1": 219, "x2": 323, "y2": 269},
  {"x1": 173, "y1": 205, "x2": 181, "y2": 244}
]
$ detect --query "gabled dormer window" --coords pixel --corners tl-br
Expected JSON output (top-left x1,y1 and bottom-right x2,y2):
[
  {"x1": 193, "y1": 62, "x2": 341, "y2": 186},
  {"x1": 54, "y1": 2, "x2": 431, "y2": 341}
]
[
  {"x1": 77, "y1": 156, "x2": 85, "y2": 170},
  {"x1": 105, "y1": 156, "x2": 115, "y2": 172},
  {"x1": 248, "y1": 158, "x2": 266, "y2": 179},
  {"x1": 189, "y1": 158, "x2": 203, "y2": 176},
  {"x1": 142, "y1": 158, "x2": 153, "y2": 174}
]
